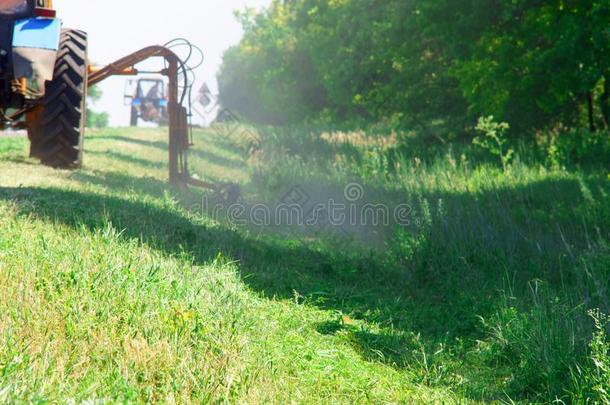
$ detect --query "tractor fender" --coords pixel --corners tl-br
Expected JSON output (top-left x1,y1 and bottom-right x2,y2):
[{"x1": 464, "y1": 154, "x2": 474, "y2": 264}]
[{"x1": 12, "y1": 17, "x2": 61, "y2": 97}]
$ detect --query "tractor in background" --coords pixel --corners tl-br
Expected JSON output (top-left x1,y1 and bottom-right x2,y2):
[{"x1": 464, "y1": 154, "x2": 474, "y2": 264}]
[
  {"x1": 0, "y1": 0, "x2": 88, "y2": 168},
  {"x1": 0, "y1": 2, "x2": 228, "y2": 194},
  {"x1": 124, "y1": 78, "x2": 169, "y2": 127}
]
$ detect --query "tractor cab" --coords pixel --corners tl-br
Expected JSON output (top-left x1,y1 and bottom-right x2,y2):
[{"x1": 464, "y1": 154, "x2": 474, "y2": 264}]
[
  {"x1": 0, "y1": 0, "x2": 89, "y2": 168},
  {"x1": 0, "y1": 0, "x2": 61, "y2": 110},
  {"x1": 124, "y1": 78, "x2": 169, "y2": 126}
]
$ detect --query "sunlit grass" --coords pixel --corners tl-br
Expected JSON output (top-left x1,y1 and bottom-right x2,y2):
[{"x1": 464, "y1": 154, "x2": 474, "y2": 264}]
[
  {"x1": 0, "y1": 128, "x2": 459, "y2": 403},
  {"x1": 212, "y1": 125, "x2": 610, "y2": 403},
  {"x1": 1, "y1": 125, "x2": 608, "y2": 402}
]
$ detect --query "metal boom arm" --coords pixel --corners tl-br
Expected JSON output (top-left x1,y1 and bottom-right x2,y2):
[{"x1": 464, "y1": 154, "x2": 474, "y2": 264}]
[
  {"x1": 7, "y1": 45, "x2": 218, "y2": 191},
  {"x1": 88, "y1": 45, "x2": 190, "y2": 187}
]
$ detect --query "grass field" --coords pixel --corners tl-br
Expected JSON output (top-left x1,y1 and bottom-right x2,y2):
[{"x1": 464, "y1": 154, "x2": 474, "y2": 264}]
[{"x1": 0, "y1": 127, "x2": 608, "y2": 403}]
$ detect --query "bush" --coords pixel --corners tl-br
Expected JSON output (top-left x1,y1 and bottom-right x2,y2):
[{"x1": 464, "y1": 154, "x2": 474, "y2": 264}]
[
  {"x1": 537, "y1": 127, "x2": 610, "y2": 169},
  {"x1": 478, "y1": 292, "x2": 585, "y2": 400},
  {"x1": 571, "y1": 310, "x2": 610, "y2": 403},
  {"x1": 86, "y1": 85, "x2": 109, "y2": 128},
  {"x1": 473, "y1": 116, "x2": 514, "y2": 172},
  {"x1": 86, "y1": 111, "x2": 109, "y2": 129}
]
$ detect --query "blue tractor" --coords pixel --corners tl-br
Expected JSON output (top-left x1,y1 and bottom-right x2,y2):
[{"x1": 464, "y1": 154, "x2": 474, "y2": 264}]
[
  {"x1": 125, "y1": 78, "x2": 169, "y2": 127},
  {"x1": 0, "y1": 0, "x2": 88, "y2": 168}
]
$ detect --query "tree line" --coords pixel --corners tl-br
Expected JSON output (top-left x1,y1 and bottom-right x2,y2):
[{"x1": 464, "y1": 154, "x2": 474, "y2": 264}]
[{"x1": 218, "y1": 0, "x2": 610, "y2": 136}]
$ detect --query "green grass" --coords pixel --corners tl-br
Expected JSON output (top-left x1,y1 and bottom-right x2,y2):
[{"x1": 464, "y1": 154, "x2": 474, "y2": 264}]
[
  {"x1": 0, "y1": 126, "x2": 608, "y2": 403},
  {"x1": 0, "y1": 128, "x2": 455, "y2": 403}
]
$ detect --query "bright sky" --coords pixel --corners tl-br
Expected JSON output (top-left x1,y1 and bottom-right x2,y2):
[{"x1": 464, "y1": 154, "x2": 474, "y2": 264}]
[{"x1": 54, "y1": 0, "x2": 271, "y2": 126}]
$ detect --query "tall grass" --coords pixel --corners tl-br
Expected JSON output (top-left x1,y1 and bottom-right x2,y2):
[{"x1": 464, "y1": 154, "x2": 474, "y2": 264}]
[
  {"x1": 236, "y1": 124, "x2": 610, "y2": 402},
  {"x1": 0, "y1": 129, "x2": 457, "y2": 403},
  {"x1": 1, "y1": 125, "x2": 608, "y2": 402}
]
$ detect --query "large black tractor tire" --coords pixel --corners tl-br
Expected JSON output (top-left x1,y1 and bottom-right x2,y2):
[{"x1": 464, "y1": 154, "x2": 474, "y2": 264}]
[{"x1": 29, "y1": 29, "x2": 88, "y2": 168}]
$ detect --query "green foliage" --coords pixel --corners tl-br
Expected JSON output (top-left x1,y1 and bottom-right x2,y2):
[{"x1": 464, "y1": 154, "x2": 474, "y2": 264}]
[
  {"x1": 87, "y1": 85, "x2": 102, "y2": 102},
  {"x1": 478, "y1": 293, "x2": 584, "y2": 398},
  {"x1": 0, "y1": 129, "x2": 450, "y2": 403},
  {"x1": 584, "y1": 310, "x2": 610, "y2": 403},
  {"x1": 537, "y1": 127, "x2": 610, "y2": 169},
  {"x1": 1, "y1": 123, "x2": 610, "y2": 401},
  {"x1": 219, "y1": 0, "x2": 468, "y2": 130},
  {"x1": 436, "y1": 0, "x2": 610, "y2": 131},
  {"x1": 474, "y1": 116, "x2": 514, "y2": 171},
  {"x1": 219, "y1": 0, "x2": 610, "y2": 136},
  {"x1": 568, "y1": 310, "x2": 610, "y2": 404},
  {"x1": 86, "y1": 111, "x2": 109, "y2": 129},
  {"x1": 234, "y1": 122, "x2": 610, "y2": 402},
  {"x1": 86, "y1": 85, "x2": 109, "y2": 128}
]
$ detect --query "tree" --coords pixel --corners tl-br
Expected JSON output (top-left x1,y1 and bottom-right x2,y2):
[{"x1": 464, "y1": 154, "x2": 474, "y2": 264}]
[
  {"x1": 86, "y1": 85, "x2": 109, "y2": 128},
  {"x1": 218, "y1": 0, "x2": 610, "y2": 135}
]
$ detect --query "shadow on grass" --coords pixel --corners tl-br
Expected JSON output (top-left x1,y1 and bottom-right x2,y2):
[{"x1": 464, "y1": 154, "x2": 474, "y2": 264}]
[
  {"x1": 87, "y1": 150, "x2": 167, "y2": 170},
  {"x1": 93, "y1": 135, "x2": 168, "y2": 151},
  {"x1": 0, "y1": 173, "x2": 607, "y2": 401},
  {"x1": 93, "y1": 134, "x2": 246, "y2": 170},
  {"x1": 316, "y1": 320, "x2": 420, "y2": 369},
  {"x1": 1, "y1": 156, "x2": 40, "y2": 166},
  {"x1": 69, "y1": 171, "x2": 170, "y2": 197}
]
